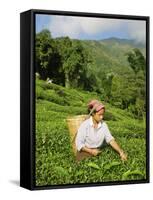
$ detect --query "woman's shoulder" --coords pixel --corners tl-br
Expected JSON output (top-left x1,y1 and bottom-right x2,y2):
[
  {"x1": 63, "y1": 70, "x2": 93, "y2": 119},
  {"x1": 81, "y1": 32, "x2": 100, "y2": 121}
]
[{"x1": 101, "y1": 120, "x2": 108, "y2": 127}]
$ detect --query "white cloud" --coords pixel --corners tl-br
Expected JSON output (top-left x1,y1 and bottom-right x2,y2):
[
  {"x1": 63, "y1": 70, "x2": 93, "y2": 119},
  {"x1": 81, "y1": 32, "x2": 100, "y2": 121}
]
[
  {"x1": 48, "y1": 15, "x2": 146, "y2": 43},
  {"x1": 126, "y1": 20, "x2": 146, "y2": 44},
  {"x1": 79, "y1": 17, "x2": 122, "y2": 34},
  {"x1": 49, "y1": 16, "x2": 82, "y2": 38},
  {"x1": 49, "y1": 15, "x2": 123, "y2": 38}
]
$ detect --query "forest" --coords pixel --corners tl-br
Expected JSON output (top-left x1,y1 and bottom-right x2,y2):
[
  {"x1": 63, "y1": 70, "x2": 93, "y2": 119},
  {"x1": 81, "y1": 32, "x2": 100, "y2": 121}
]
[{"x1": 35, "y1": 29, "x2": 146, "y2": 119}]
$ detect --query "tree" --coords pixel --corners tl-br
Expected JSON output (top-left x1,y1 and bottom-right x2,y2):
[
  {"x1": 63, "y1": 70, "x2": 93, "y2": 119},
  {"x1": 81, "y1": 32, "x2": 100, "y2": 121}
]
[
  {"x1": 125, "y1": 48, "x2": 146, "y2": 118},
  {"x1": 111, "y1": 74, "x2": 137, "y2": 109},
  {"x1": 55, "y1": 37, "x2": 72, "y2": 88},
  {"x1": 35, "y1": 29, "x2": 59, "y2": 80},
  {"x1": 126, "y1": 48, "x2": 146, "y2": 75},
  {"x1": 69, "y1": 41, "x2": 93, "y2": 89},
  {"x1": 99, "y1": 72, "x2": 114, "y2": 102},
  {"x1": 56, "y1": 38, "x2": 92, "y2": 89}
]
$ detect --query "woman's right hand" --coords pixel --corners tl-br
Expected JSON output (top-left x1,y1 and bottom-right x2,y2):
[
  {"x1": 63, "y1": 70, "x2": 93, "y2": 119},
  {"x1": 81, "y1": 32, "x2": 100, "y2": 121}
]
[
  {"x1": 90, "y1": 148, "x2": 102, "y2": 156},
  {"x1": 120, "y1": 151, "x2": 127, "y2": 161}
]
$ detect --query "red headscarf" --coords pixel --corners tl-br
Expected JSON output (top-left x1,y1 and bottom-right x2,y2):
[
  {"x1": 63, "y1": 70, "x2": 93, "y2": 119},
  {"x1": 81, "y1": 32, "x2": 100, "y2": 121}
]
[{"x1": 88, "y1": 99, "x2": 105, "y2": 114}]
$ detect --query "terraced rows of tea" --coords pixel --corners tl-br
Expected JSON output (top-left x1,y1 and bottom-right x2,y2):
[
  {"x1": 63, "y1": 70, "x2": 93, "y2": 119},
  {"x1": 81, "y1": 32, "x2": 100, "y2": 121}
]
[{"x1": 35, "y1": 79, "x2": 146, "y2": 186}]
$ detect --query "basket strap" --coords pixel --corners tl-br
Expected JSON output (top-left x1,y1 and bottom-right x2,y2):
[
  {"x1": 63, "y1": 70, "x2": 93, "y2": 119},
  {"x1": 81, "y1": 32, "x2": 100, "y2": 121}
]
[{"x1": 88, "y1": 107, "x2": 95, "y2": 116}]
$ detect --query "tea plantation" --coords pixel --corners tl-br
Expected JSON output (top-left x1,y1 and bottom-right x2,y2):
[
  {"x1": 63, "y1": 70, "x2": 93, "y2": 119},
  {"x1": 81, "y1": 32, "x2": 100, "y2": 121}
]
[{"x1": 35, "y1": 79, "x2": 146, "y2": 186}]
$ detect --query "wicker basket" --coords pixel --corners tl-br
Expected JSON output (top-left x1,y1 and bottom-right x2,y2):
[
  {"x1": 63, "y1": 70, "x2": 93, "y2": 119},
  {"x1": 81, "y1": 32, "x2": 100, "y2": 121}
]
[{"x1": 66, "y1": 115, "x2": 88, "y2": 154}]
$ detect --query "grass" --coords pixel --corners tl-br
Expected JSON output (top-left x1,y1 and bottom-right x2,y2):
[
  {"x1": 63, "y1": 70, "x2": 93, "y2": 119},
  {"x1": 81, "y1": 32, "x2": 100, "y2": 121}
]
[{"x1": 35, "y1": 79, "x2": 147, "y2": 186}]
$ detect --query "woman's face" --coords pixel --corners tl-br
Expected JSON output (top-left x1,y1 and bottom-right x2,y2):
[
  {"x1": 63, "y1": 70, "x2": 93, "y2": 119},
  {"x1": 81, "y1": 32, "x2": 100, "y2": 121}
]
[{"x1": 93, "y1": 108, "x2": 105, "y2": 123}]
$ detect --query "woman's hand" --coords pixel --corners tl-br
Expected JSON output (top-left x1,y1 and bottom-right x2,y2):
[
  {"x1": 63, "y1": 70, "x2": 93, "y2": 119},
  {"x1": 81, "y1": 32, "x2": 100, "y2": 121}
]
[
  {"x1": 81, "y1": 146, "x2": 102, "y2": 156},
  {"x1": 110, "y1": 139, "x2": 127, "y2": 161},
  {"x1": 120, "y1": 151, "x2": 127, "y2": 161},
  {"x1": 90, "y1": 148, "x2": 102, "y2": 156}
]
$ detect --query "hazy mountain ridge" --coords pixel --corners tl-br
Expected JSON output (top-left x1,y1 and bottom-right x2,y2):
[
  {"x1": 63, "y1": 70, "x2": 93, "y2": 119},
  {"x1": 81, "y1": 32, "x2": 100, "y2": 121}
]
[{"x1": 79, "y1": 37, "x2": 145, "y2": 74}]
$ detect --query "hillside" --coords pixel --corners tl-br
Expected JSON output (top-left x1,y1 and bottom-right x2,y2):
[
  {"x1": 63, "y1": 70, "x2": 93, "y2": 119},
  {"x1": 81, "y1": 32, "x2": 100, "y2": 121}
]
[
  {"x1": 80, "y1": 37, "x2": 145, "y2": 74},
  {"x1": 36, "y1": 31, "x2": 146, "y2": 112},
  {"x1": 35, "y1": 79, "x2": 146, "y2": 186}
]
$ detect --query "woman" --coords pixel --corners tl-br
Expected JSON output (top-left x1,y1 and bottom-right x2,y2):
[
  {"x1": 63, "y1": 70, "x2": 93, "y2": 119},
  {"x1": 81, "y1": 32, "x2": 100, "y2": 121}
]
[{"x1": 75, "y1": 100, "x2": 127, "y2": 161}]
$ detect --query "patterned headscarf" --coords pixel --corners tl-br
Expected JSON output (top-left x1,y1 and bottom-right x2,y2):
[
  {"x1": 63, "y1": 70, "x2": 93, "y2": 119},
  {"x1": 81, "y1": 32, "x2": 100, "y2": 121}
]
[{"x1": 88, "y1": 99, "x2": 105, "y2": 115}]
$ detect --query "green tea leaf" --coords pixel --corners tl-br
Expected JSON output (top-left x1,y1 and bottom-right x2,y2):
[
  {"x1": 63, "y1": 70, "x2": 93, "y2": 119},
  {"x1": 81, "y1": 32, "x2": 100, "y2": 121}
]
[
  {"x1": 104, "y1": 161, "x2": 121, "y2": 171},
  {"x1": 76, "y1": 170, "x2": 84, "y2": 176},
  {"x1": 122, "y1": 170, "x2": 143, "y2": 180},
  {"x1": 87, "y1": 162, "x2": 100, "y2": 170},
  {"x1": 54, "y1": 166, "x2": 69, "y2": 177}
]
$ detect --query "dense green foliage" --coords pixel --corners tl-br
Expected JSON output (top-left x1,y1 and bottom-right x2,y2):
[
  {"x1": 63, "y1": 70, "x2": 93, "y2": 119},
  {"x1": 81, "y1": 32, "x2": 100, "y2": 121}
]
[
  {"x1": 36, "y1": 30, "x2": 94, "y2": 90},
  {"x1": 35, "y1": 30, "x2": 146, "y2": 119},
  {"x1": 35, "y1": 31, "x2": 146, "y2": 186},
  {"x1": 35, "y1": 79, "x2": 146, "y2": 186}
]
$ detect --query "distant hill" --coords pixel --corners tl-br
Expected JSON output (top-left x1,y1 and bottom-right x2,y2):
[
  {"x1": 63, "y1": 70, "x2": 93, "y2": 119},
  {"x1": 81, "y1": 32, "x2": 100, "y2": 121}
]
[
  {"x1": 101, "y1": 37, "x2": 145, "y2": 48},
  {"x1": 78, "y1": 37, "x2": 145, "y2": 75}
]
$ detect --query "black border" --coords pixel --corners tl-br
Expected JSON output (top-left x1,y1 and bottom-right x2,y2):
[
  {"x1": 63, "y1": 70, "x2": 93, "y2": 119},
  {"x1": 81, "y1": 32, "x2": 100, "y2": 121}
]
[
  {"x1": 20, "y1": 9, "x2": 150, "y2": 190},
  {"x1": 20, "y1": 10, "x2": 33, "y2": 189}
]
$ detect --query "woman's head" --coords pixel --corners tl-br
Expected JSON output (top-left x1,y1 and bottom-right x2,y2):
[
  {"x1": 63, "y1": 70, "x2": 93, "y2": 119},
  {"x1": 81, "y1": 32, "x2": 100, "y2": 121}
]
[
  {"x1": 93, "y1": 108, "x2": 105, "y2": 123},
  {"x1": 87, "y1": 99, "x2": 105, "y2": 123}
]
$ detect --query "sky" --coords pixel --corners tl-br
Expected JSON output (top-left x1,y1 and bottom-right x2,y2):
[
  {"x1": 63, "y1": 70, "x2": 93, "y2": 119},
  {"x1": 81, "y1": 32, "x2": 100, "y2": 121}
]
[{"x1": 35, "y1": 14, "x2": 146, "y2": 44}]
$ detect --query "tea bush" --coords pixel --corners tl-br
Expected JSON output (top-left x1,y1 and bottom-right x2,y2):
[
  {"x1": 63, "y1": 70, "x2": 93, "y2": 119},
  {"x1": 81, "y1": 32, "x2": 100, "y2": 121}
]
[{"x1": 35, "y1": 79, "x2": 146, "y2": 186}]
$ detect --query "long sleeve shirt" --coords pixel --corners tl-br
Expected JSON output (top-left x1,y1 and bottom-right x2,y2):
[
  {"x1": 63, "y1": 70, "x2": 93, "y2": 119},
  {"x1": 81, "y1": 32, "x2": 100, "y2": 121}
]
[{"x1": 75, "y1": 116, "x2": 114, "y2": 151}]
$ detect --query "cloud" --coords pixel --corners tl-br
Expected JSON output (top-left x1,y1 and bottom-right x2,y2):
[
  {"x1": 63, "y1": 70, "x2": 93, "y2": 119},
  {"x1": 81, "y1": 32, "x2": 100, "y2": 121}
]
[
  {"x1": 48, "y1": 15, "x2": 146, "y2": 43},
  {"x1": 49, "y1": 16, "x2": 81, "y2": 38},
  {"x1": 80, "y1": 17, "x2": 122, "y2": 34},
  {"x1": 126, "y1": 20, "x2": 146, "y2": 44},
  {"x1": 49, "y1": 16, "x2": 123, "y2": 38}
]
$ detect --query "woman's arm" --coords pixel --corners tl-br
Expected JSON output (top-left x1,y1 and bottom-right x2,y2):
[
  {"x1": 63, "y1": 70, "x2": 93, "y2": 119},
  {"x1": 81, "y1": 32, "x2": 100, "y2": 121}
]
[
  {"x1": 81, "y1": 146, "x2": 102, "y2": 156},
  {"x1": 109, "y1": 139, "x2": 127, "y2": 161}
]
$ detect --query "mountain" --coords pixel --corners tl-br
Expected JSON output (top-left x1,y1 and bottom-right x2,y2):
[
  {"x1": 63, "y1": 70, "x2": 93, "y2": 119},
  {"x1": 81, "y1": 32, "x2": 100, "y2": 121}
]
[
  {"x1": 79, "y1": 37, "x2": 145, "y2": 75},
  {"x1": 101, "y1": 37, "x2": 144, "y2": 47}
]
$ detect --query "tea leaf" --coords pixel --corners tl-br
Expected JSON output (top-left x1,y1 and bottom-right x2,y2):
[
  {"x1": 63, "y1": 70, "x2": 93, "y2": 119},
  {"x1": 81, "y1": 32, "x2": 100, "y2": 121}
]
[
  {"x1": 87, "y1": 162, "x2": 100, "y2": 170},
  {"x1": 122, "y1": 170, "x2": 143, "y2": 180},
  {"x1": 104, "y1": 161, "x2": 121, "y2": 171}
]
